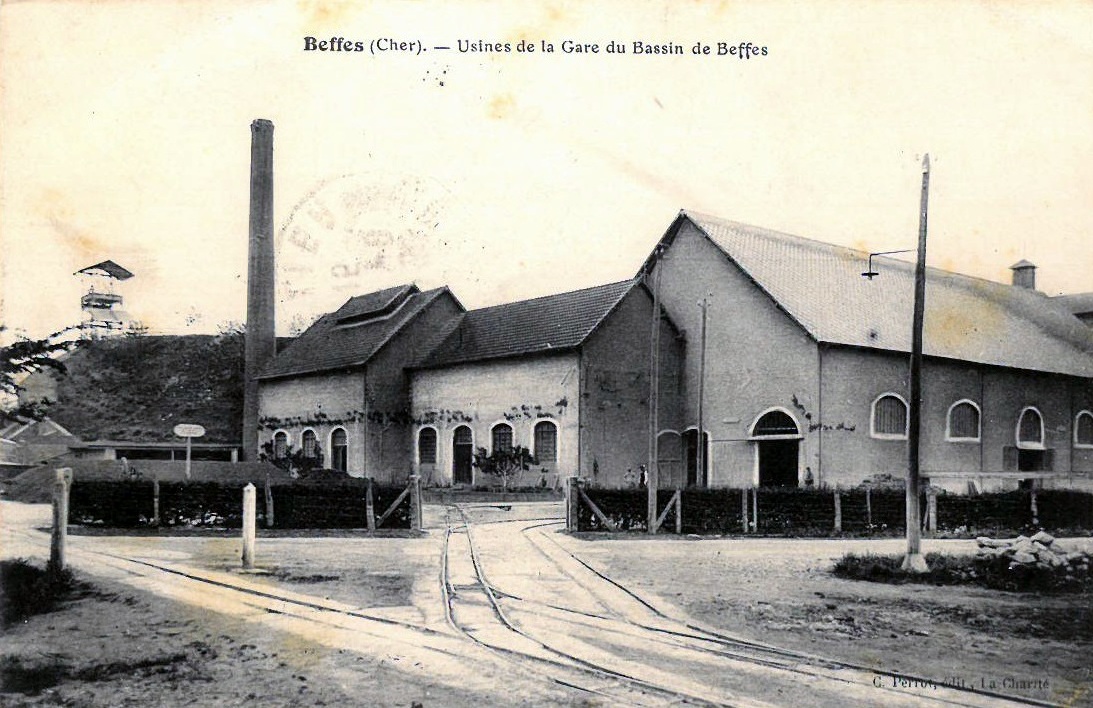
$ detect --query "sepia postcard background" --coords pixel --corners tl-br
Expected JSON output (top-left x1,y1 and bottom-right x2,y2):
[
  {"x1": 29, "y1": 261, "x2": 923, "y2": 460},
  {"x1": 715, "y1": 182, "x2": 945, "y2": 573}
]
[{"x1": 1, "y1": 0, "x2": 1091, "y2": 342}]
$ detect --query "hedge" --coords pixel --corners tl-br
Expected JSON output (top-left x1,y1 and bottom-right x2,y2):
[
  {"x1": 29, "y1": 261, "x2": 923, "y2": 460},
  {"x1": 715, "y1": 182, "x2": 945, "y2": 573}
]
[
  {"x1": 68, "y1": 478, "x2": 412, "y2": 529},
  {"x1": 575, "y1": 486, "x2": 1093, "y2": 537}
]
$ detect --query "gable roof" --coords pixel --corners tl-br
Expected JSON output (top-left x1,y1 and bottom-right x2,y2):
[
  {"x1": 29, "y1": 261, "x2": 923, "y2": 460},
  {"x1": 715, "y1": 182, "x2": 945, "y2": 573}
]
[
  {"x1": 652, "y1": 211, "x2": 1093, "y2": 378},
  {"x1": 258, "y1": 285, "x2": 453, "y2": 379},
  {"x1": 417, "y1": 280, "x2": 637, "y2": 369}
]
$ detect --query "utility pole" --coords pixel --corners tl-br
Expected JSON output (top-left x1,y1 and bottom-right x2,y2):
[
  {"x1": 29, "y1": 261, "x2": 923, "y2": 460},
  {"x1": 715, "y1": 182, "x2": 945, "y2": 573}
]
[
  {"x1": 903, "y1": 154, "x2": 931, "y2": 574},
  {"x1": 696, "y1": 297, "x2": 709, "y2": 487},
  {"x1": 647, "y1": 255, "x2": 662, "y2": 534}
]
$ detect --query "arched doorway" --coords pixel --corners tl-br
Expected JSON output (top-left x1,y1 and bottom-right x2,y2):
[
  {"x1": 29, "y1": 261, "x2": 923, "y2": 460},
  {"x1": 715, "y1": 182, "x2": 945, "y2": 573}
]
[
  {"x1": 752, "y1": 410, "x2": 800, "y2": 487},
  {"x1": 452, "y1": 426, "x2": 473, "y2": 485}
]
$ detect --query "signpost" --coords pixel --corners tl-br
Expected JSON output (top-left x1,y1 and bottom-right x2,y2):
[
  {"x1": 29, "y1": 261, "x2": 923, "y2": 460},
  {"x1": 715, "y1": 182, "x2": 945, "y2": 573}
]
[{"x1": 173, "y1": 423, "x2": 206, "y2": 480}]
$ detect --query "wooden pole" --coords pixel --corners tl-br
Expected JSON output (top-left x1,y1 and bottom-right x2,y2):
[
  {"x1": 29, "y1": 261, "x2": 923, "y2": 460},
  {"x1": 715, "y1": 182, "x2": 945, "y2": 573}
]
[
  {"x1": 926, "y1": 488, "x2": 938, "y2": 535},
  {"x1": 696, "y1": 297, "x2": 709, "y2": 488},
  {"x1": 903, "y1": 153, "x2": 931, "y2": 573},
  {"x1": 751, "y1": 487, "x2": 758, "y2": 533},
  {"x1": 567, "y1": 476, "x2": 580, "y2": 532},
  {"x1": 264, "y1": 474, "x2": 274, "y2": 528},
  {"x1": 674, "y1": 488, "x2": 682, "y2": 534},
  {"x1": 647, "y1": 260, "x2": 662, "y2": 534},
  {"x1": 833, "y1": 490, "x2": 842, "y2": 532},
  {"x1": 409, "y1": 474, "x2": 422, "y2": 531},
  {"x1": 866, "y1": 487, "x2": 872, "y2": 528},
  {"x1": 365, "y1": 477, "x2": 376, "y2": 531},
  {"x1": 242, "y1": 483, "x2": 256, "y2": 570},
  {"x1": 185, "y1": 436, "x2": 192, "y2": 481},
  {"x1": 49, "y1": 468, "x2": 73, "y2": 580},
  {"x1": 741, "y1": 489, "x2": 749, "y2": 533},
  {"x1": 152, "y1": 479, "x2": 160, "y2": 527}
]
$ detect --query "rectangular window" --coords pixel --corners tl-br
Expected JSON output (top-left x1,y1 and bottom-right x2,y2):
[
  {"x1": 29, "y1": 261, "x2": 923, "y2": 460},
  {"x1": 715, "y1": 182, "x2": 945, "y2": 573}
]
[{"x1": 534, "y1": 423, "x2": 557, "y2": 464}]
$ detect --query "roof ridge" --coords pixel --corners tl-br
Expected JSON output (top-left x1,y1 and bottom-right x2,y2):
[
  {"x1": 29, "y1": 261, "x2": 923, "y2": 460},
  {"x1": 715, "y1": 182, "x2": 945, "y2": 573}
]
[{"x1": 463, "y1": 279, "x2": 636, "y2": 314}]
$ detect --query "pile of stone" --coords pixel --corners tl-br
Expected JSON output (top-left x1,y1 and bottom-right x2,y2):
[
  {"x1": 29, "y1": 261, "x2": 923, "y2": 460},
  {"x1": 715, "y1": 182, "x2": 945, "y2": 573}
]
[{"x1": 976, "y1": 531, "x2": 1091, "y2": 574}]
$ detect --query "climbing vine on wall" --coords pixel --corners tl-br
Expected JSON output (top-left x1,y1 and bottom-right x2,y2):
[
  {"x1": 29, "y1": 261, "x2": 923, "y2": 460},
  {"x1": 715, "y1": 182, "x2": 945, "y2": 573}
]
[{"x1": 790, "y1": 394, "x2": 856, "y2": 433}]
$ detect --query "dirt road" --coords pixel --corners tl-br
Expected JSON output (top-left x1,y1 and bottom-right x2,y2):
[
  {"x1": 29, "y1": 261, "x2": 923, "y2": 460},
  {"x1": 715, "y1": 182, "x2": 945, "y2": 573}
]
[{"x1": 1, "y1": 500, "x2": 1069, "y2": 707}]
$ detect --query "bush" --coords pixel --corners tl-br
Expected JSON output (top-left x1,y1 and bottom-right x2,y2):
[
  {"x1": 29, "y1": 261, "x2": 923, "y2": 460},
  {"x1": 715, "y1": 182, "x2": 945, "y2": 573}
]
[
  {"x1": 1, "y1": 559, "x2": 83, "y2": 627},
  {"x1": 832, "y1": 552, "x2": 1093, "y2": 593}
]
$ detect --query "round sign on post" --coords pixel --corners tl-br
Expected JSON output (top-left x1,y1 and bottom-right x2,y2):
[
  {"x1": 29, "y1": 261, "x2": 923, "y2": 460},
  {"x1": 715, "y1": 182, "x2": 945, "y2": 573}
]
[
  {"x1": 173, "y1": 424, "x2": 206, "y2": 438},
  {"x1": 173, "y1": 424, "x2": 206, "y2": 480}
]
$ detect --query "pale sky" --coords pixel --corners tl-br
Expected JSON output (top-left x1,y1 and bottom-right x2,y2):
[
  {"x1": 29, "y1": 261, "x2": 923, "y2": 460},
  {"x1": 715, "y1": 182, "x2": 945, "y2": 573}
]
[{"x1": 2, "y1": 0, "x2": 1091, "y2": 339}]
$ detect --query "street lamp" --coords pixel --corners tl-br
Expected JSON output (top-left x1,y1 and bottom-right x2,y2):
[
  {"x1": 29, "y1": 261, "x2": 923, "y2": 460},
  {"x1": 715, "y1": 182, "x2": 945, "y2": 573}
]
[{"x1": 862, "y1": 154, "x2": 931, "y2": 573}]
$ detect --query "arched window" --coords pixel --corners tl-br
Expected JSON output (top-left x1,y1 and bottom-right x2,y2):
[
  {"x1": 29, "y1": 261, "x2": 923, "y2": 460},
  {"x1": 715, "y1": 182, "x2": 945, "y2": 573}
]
[
  {"x1": 534, "y1": 421, "x2": 557, "y2": 464},
  {"x1": 272, "y1": 431, "x2": 288, "y2": 459},
  {"x1": 751, "y1": 409, "x2": 800, "y2": 437},
  {"x1": 1077, "y1": 411, "x2": 1093, "y2": 448},
  {"x1": 1017, "y1": 407, "x2": 1044, "y2": 449},
  {"x1": 301, "y1": 429, "x2": 318, "y2": 458},
  {"x1": 330, "y1": 428, "x2": 348, "y2": 471},
  {"x1": 419, "y1": 427, "x2": 438, "y2": 464},
  {"x1": 946, "y1": 400, "x2": 981, "y2": 442},
  {"x1": 871, "y1": 394, "x2": 908, "y2": 439},
  {"x1": 491, "y1": 423, "x2": 513, "y2": 453}
]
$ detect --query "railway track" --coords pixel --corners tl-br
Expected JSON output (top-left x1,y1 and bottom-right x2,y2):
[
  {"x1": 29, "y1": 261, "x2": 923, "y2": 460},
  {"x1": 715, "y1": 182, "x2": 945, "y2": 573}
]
[{"x1": 447, "y1": 507, "x2": 1061, "y2": 708}]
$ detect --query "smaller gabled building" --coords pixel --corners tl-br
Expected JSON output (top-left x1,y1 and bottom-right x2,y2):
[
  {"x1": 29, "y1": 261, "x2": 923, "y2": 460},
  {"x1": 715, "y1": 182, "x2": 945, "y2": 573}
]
[
  {"x1": 256, "y1": 284, "x2": 463, "y2": 482},
  {"x1": 409, "y1": 279, "x2": 683, "y2": 489}
]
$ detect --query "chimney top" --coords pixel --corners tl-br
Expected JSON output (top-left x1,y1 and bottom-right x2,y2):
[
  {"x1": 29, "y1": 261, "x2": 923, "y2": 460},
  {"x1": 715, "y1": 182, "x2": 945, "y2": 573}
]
[
  {"x1": 251, "y1": 118, "x2": 274, "y2": 133},
  {"x1": 1009, "y1": 259, "x2": 1037, "y2": 290}
]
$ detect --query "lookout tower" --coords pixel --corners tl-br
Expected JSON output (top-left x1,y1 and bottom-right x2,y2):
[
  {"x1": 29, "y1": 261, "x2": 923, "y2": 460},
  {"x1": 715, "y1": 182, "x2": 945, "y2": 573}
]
[{"x1": 75, "y1": 260, "x2": 133, "y2": 337}]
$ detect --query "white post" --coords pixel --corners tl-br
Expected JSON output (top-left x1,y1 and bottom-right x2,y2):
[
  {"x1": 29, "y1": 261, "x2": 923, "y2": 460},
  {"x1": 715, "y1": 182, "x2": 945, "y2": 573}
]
[
  {"x1": 185, "y1": 436, "x2": 192, "y2": 480},
  {"x1": 242, "y1": 483, "x2": 256, "y2": 569},
  {"x1": 49, "y1": 468, "x2": 73, "y2": 579}
]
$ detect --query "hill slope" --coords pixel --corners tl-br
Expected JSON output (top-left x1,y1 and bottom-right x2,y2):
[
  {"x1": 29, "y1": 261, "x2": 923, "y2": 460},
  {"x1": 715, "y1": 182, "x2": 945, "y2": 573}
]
[{"x1": 23, "y1": 334, "x2": 244, "y2": 444}]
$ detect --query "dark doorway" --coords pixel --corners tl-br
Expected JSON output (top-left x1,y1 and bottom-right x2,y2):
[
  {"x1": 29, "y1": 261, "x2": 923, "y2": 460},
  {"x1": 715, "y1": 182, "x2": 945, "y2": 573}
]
[
  {"x1": 758, "y1": 440, "x2": 799, "y2": 487},
  {"x1": 752, "y1": 410, "x2": 800, "y2": 487},
  {"x1": 453, "y1": 426, "x2": 473, "y2": 485},
  {"x1": 683, "y1": 429, "x2": 708, "y2": 487}
]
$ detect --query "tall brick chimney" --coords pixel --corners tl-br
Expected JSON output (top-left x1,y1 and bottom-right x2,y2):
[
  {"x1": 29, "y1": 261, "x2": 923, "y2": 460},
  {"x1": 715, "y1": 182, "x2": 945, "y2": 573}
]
[
  {"x1": 243, "y1": 119, "x2": 276, "y2": 460},
  {"x1": 1010, "y1": 259, "x2": 1037, "y2": 290}
]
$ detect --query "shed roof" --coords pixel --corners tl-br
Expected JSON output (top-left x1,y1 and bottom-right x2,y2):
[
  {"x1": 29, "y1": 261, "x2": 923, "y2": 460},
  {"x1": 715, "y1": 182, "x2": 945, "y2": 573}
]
[
  {"x1": 417, "y1": 280, "x2": 637, "y2": 368},
  {"x1": 258, "y1": 285, "x2": 452, "y2": 379},
  {"x1": 75, "y1": 260, "x2": 134, "y2": 280},
  {"x1": 1053, "y1": 292, "x2": 1093, "y2": 317},
  {"x1": 652, "y1": 211, "x2": 1093, "y2": 378}
]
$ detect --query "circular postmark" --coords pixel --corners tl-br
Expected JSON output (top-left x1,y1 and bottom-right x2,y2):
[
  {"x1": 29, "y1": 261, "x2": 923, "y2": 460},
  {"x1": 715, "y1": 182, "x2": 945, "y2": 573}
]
[{"x1": 276, "y1": 172, "x2": 452, "y2": 334}]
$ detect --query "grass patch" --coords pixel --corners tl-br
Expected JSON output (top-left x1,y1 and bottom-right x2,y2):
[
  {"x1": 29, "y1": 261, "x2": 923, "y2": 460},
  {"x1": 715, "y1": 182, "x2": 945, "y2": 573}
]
[
  {"x1": 832, "y1": 552, "x2": 1093, "y2": 593},
  {"x1": 0, "y1": 559, "x2": 88, "y2": 627}
]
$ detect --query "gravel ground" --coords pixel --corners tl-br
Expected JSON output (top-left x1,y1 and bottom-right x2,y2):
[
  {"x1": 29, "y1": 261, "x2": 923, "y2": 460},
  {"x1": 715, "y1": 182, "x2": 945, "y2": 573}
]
[{"x1": 563, "y1": 533, "x2": 1093, "y2": 707}]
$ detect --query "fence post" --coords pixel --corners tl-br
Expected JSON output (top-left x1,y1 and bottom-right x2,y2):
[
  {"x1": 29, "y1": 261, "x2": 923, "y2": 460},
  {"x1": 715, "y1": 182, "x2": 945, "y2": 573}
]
[
  {"x1": 866, "y1": 487, "x2": 872, "y2": 528},
  {"x1": 674, "y1": 488, "x2": 682, "y2": 535},
  {"x1": 49, "y1": 468, "x2": 73, "y2": 580},
  {"x1": 409, "y1": 474, "x2": 422, "y2": 531},
  {"x1": 833, "y1": 490, "x2": 842, "y2": 532},
  {"x1": 152, "y1": 479, "x2": 160, "y2": 527},
  {"x1": 567, "y1": 477, "x2": 580, "y2": 531},
  {"x1": 264, "y1": 475, "x2": 274, "y2": 528},
  {"x1": 365, "y1": 477, "x2": 376, "y2": 531},
  {"x1": 926, "y1": 488, "x2": 938, "y2": 535},
  {"x1": 751, "y1": 487, "x2": 758, "y2": 533},
  {"x1": 741, "y1": 488, "x2": 748, "y2": 533},
  {"x1": 1030, "y1": 490, "x2": 1039, "y2": 528},
  {"x1": 242, "y1": 483, "x2": 256, "y2": 570}
]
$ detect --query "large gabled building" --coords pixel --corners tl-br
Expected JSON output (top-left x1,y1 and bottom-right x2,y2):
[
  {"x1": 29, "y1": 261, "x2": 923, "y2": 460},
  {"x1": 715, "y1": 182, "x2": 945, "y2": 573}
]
[{"x1": 643, "y1": 211, "x2": 1093, "y2": 492}]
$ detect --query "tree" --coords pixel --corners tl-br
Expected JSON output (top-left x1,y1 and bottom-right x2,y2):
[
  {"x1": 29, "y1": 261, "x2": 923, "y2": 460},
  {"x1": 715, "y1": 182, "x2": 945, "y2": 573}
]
[
  {"x1": 258, "y1": 440, "x2": 324, "y2": 477},
  {"x1": 472, "y1": 445, "x2": 538, "y2": 491},
  {"x1": 0, "y1": 325, "x2": 75, "y2": 424}
]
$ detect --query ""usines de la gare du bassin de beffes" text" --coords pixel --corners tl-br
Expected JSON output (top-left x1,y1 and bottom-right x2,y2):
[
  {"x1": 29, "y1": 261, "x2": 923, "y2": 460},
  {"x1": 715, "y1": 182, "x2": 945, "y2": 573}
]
[{"x1": 303, "y1": 36, "x2": 768, "y2": 58}]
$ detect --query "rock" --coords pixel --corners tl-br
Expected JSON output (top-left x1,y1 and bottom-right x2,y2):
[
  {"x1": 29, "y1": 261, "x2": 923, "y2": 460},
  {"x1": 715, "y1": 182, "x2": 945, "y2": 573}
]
[
  {"x1": 1030, "y1": 530, "x2": 1055, "y2": 546},
  {"x1": 1012, "y1": 551, "x2": 1037, "y2": 564}
]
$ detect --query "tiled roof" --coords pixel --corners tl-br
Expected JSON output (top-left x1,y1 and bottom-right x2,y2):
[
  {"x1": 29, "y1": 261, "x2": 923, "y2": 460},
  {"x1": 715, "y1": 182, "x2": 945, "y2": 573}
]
[
  {"x1": 417, "y1": 280, "x2": 637, "y2": 368},
  {"x1": 676, "y1": 211, "x2": 1093, "y2": 377},
  {"x1": 258, "y1": 285, "x2": 450, "y2": 379}
]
